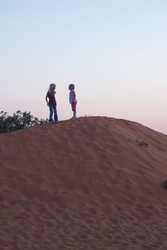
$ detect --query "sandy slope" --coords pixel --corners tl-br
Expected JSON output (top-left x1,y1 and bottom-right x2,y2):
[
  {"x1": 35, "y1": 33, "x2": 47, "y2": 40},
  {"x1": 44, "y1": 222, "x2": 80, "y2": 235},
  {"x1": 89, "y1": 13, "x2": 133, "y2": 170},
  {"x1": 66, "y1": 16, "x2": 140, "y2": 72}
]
[{"x1": 0, "y1": 116, "x2": 167, "y2": 250}]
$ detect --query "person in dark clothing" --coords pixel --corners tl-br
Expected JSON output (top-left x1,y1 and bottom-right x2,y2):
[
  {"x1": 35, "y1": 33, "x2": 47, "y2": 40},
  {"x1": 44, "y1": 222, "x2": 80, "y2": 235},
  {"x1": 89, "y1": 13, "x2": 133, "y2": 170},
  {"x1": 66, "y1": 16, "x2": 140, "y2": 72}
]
[{"x1": 45, "y1": 83, "x2": 58, "y2": 122}]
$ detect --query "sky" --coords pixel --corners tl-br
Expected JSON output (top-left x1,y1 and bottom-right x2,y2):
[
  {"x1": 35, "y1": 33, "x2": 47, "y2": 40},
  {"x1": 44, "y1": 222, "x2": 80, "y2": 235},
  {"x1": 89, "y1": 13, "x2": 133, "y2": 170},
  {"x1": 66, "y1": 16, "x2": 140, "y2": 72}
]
[{"x1": 0, "y1": 0, "x2": 167, "y2": 134}]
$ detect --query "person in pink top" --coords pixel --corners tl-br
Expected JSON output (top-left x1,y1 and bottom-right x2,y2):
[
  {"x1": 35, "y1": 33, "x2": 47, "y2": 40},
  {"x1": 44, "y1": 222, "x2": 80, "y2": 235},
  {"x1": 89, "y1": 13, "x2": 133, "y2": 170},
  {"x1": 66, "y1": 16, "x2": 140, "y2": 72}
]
[{"x1": 68, "y1": 83, "x2": 77, "y2": 119}]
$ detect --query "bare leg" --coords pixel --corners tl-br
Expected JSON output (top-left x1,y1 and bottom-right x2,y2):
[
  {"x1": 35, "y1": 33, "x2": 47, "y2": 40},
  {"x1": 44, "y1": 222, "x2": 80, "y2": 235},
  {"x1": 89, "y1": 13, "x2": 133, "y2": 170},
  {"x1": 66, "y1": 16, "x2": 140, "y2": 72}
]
[{"x1": 73, "y1": 110, "x2": 76, "y2": 118}]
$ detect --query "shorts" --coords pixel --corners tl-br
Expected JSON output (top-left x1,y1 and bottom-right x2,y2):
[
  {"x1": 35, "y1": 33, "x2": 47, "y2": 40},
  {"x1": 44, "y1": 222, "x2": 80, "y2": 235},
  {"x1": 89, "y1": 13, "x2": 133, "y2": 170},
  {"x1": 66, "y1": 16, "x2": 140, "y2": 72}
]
[{"x1": 71, "y1": 101, "x2": 77, "y2": 112}]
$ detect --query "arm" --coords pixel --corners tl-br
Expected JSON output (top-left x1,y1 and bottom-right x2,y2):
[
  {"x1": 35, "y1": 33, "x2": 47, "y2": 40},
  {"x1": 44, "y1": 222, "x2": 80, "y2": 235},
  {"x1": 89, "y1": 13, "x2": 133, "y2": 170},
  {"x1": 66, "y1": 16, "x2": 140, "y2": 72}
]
[
  {"x1": 45, "y1": 92, "x2": 49, "y2": 105},
  {"x1": 73, "y1": 91, "x2": 76, "y2": 102},
  {"x1": 73, "y1": 91, "x2": 76, "y2": 99}
]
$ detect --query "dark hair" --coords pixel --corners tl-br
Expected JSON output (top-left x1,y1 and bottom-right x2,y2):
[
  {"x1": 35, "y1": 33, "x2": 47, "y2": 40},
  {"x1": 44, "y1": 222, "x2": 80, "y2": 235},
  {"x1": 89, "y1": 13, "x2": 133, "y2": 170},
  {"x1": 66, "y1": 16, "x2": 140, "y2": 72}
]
[{"x1": 69, "y1": 84, "x2": 75, "y2": 90}]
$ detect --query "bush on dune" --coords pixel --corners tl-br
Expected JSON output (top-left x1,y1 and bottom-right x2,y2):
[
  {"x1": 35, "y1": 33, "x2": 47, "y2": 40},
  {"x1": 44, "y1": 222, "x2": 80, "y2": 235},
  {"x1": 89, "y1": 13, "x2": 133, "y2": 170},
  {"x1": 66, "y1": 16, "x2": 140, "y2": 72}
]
[{"x1": 0, "y1": 110, "x2": 46, "y2": 133}]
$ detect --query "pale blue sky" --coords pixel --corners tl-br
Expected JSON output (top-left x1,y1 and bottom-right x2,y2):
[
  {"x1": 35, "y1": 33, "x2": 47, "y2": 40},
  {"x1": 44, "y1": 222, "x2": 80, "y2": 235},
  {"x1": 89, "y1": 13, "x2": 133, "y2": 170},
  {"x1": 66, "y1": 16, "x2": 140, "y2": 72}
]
[{"x1": 0, "y1": 0, "x2": 167, "y2": 133}]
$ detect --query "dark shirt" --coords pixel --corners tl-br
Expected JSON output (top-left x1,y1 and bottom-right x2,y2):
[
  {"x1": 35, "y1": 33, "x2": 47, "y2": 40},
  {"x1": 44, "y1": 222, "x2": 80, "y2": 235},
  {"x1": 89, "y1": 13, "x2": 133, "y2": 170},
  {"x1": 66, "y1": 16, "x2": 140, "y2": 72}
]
[{"x1": 46, "y1": 91, "x2": 56, "y2": 106}]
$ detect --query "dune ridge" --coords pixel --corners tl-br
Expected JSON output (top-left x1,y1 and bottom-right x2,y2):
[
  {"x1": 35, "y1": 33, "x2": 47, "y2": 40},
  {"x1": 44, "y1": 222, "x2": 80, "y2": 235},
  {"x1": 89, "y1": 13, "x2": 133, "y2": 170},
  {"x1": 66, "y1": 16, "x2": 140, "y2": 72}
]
[{"x1": 0, "y1": 116, "x2": 167, "y2": 250}]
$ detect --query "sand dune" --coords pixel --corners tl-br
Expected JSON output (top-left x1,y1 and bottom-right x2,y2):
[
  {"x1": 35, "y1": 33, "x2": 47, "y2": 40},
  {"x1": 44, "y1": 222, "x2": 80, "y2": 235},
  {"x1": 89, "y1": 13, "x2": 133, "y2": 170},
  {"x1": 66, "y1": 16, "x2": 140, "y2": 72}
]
[{"x1": 0, "y1": 116, "x2": 167, "y2": 250}]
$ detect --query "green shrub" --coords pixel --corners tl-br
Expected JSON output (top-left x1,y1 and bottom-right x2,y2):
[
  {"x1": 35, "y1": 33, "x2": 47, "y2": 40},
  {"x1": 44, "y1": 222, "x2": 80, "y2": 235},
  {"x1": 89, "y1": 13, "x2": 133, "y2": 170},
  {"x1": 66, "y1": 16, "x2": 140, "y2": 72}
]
[
  {"x1": 164, "y1": 179, "x2": 167, "y2": 189},
  {"x1": 0, "y1": 110, "x2": 46, "y2": 133}
]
